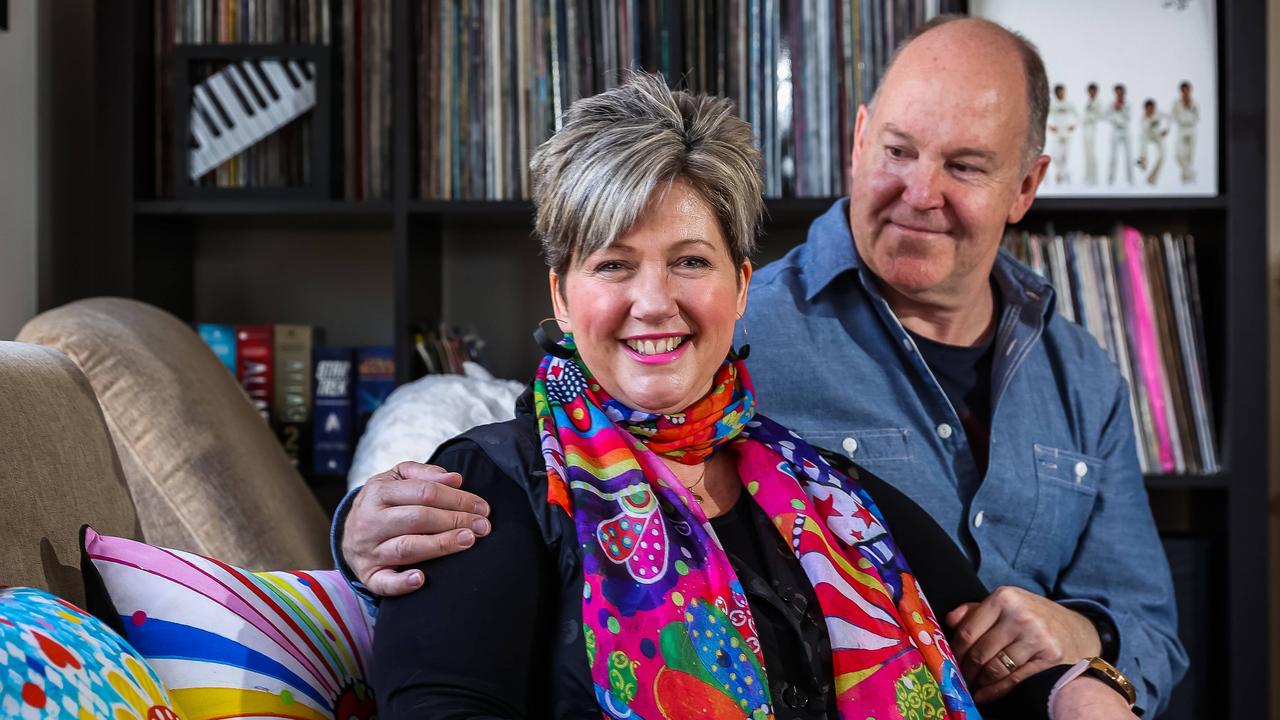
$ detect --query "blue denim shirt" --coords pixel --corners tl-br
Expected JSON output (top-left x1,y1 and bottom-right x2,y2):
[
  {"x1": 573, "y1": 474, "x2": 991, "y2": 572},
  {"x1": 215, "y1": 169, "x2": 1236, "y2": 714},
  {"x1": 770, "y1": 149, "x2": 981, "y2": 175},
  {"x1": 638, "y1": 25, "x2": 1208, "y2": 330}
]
[{"x1": 740, "y1": 199, "x2": 1187, "y2": 714}]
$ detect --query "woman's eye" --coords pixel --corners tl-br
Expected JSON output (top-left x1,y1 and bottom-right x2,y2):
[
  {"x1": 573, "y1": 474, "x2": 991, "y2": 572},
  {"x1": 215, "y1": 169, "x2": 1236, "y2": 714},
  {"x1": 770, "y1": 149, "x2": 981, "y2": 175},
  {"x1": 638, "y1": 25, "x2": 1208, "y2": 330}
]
[
  {"x1": 593, "y1": 260, "x2": 626, "y2": 273},
  {"x1": 676, "y1": 256, "x2": 712, "y2": 269}
]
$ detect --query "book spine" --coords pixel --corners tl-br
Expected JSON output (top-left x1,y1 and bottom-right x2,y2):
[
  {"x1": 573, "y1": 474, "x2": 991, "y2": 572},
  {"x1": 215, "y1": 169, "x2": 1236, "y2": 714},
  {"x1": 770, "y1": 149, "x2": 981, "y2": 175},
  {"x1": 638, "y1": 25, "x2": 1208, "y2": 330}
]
[
  {"x1": 236, "y1": 325, "x2": 275, "y2": 426},
  {"x1": 197, "y1": 323, "x2": 238, "y2": 375},
  {"x1": 313, "y1": 347, "x2": 355, "y2": 476},
  {"x1": 355, "y1": 346, "x2": 397, "y2": 437},
  {"x1": 274, "y1": 324, "x2": 314, "y2": 473}
]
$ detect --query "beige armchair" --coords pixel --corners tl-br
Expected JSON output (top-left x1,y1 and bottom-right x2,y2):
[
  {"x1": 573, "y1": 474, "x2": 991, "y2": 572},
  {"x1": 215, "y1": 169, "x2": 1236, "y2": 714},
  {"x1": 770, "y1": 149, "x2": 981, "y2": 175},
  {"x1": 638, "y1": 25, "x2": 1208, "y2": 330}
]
[{"x1": 3, "y1": 298, "x2": 331, "y2": 606}]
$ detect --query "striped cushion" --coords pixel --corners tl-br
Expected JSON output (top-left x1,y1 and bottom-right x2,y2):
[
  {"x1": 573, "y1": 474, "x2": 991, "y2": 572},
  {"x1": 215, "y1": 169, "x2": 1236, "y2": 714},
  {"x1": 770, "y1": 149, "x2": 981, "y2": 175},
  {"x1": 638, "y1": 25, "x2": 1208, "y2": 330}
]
[{"x1": 81, "y1": 526, "x2": 376, "y2": 720}]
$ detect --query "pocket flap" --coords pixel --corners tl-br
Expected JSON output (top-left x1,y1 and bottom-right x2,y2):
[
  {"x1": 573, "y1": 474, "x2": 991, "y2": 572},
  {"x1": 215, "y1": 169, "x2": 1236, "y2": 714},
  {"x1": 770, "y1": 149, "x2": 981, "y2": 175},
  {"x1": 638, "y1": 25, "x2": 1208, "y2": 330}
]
[
  {"x1": 1033, "y1": 443, "x2": 1102, "y2": 493},
  {"x1": 800, "y1": 428, "x2": 912, "y2": 462}
]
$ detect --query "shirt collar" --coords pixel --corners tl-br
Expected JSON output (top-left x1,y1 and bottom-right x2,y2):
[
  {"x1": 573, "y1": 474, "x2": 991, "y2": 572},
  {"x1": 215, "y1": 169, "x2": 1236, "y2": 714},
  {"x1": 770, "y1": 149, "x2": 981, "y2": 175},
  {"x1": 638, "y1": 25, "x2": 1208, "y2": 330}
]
[
  {"x1": 800, "y1": 198, "x2": 863, "y2": 302},
  {"x1": 800, "y1": 196, "x2": 1056, "y2": 319}
]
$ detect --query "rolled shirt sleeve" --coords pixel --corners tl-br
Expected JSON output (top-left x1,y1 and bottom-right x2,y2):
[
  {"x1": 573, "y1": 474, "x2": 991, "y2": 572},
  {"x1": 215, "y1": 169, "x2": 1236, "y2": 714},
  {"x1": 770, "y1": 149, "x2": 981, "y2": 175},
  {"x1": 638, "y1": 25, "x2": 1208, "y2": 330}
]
[{"x1": 1052, "y1": 380, "x2": 1188, "y2": 715}]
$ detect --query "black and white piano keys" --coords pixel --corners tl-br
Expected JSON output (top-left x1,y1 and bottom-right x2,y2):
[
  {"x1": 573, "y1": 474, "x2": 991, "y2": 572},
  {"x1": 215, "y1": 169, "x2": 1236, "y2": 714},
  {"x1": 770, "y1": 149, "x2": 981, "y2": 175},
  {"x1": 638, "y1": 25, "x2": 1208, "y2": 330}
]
[{"x1": 188, "y1": 59, "x2": 317, "y2": 180}]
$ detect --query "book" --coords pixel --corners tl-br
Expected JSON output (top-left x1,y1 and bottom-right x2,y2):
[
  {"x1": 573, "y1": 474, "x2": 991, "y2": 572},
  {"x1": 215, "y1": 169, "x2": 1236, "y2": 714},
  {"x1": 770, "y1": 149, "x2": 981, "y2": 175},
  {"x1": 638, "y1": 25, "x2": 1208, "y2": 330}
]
[
  {"x1": 197, "y1": 323, "x2": 237, "y2": 375},
  {"x1": 273, "y1": 324, "x2": 314, "y2": 473},
  {"x1": 313, "y1": 347, "x2": 355, "y2": 477},
  {"x1": 235, "y1": 325, "x2": 274, "y2": 426},
  {"x1": 355, "y1": 345, "x2": 396, "y2": 437}
]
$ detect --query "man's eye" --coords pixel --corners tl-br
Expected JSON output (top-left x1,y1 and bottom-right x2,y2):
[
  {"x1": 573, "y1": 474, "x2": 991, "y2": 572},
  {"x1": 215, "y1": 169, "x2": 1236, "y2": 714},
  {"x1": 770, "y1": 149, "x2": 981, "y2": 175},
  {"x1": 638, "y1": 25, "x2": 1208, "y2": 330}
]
[{"x1": 886, "y1": 146, "x2": 907, "y2": 159}]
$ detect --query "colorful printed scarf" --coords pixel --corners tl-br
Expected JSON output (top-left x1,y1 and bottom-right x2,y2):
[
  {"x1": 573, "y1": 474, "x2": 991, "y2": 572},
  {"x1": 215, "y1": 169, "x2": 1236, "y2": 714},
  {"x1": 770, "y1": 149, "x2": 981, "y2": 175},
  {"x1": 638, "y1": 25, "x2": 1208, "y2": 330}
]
[{"x1": 533, "y1": 342, "x2": 979, "y2": 720}]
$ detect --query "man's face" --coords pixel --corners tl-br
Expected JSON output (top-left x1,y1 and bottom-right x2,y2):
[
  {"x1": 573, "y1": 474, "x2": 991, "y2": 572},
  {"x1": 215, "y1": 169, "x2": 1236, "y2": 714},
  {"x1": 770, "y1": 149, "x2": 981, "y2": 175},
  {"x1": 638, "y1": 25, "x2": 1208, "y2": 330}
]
[
  {"x1": 848, "y1": 30, "x2": 1047, "y2": 303},
  {"x1": 1054, "y1": 87, "x2": 1065, "y2": 101},
  {"x1": 1088, "y1": 86, "x2": 1098, "y2": 100}
]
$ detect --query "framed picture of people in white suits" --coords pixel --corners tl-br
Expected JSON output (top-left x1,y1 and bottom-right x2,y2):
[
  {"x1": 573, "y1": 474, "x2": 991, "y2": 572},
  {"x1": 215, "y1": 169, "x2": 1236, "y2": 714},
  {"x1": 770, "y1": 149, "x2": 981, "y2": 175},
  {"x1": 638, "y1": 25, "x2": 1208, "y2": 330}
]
[{"x1": 971, "y1": 0, "x2": 1218, "y2": 197}]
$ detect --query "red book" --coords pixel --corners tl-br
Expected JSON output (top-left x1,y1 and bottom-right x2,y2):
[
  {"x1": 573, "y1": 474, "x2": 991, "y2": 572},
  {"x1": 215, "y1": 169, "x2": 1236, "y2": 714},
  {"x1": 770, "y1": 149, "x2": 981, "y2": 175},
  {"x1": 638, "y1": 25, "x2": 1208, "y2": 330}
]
[{"x1": 236, "y1": 325, "x2": 274, "y2": 425}]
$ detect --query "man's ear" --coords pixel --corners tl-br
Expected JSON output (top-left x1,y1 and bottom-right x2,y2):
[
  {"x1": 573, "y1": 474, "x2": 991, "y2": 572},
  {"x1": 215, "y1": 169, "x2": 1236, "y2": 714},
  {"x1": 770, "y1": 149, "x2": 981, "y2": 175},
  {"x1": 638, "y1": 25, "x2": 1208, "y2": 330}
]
[
  {"x1": 548, "y1": 270, "x2": 569, "y2": 329},
  {"x1": 850, "y1": 104, "x2": 871, "y2": 178},
  {"x1": 1008, "y1": 153, "x2": 1050, "y2": 225}
]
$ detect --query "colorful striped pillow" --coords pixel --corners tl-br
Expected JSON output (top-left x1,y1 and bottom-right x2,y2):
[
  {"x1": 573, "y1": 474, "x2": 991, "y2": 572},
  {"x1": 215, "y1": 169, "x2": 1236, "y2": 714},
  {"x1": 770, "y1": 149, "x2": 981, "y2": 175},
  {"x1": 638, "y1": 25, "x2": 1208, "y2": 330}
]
[
  {"x1": 81, "y1": 526, "x2": 377, "y2": 720},
  {"x1": 0, "y1": 586, "x2": 187, "y2": 720}
]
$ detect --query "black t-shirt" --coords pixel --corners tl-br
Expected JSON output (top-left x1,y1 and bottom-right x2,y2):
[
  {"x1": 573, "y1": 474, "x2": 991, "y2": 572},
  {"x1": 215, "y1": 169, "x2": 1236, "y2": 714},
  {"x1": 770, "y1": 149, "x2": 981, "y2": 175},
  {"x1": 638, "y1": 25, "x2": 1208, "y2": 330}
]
[{"x1": 907, "y1": 326, "x2": 997, "y2": 476}]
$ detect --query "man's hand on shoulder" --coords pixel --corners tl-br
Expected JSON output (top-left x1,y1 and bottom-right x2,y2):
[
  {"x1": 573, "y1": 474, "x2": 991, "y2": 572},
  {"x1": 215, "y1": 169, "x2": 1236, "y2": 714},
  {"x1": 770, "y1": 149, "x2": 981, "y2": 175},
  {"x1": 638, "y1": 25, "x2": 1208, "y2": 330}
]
[
  {"x1": 342, "y1": 461, "x2": 491, "y2": 597},
  {"x1": 946, "y1": 586, "x2": 1102, "y2": 703}
]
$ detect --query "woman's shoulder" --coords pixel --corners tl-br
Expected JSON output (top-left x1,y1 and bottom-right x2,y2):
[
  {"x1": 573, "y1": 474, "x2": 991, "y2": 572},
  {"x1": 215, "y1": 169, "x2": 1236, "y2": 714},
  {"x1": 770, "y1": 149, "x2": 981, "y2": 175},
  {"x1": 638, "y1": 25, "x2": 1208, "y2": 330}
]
[{"x1": 431, "y1": 414, "x2": 571, "y2": 549}]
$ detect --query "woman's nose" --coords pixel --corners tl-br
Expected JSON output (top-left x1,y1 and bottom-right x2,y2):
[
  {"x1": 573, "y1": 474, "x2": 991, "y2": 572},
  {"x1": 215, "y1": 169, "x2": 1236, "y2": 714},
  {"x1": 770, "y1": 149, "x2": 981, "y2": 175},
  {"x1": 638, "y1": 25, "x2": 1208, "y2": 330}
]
[{"x1": 629, "y1": 267, "x2": 679, "y2": 322}]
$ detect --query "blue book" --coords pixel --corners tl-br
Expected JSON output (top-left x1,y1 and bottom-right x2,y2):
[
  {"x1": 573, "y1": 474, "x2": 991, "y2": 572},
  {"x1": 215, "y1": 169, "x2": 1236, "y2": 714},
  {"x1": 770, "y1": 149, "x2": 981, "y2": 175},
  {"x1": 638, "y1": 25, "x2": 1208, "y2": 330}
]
[
  {"x1": 355, "y1": 346, "x2": 396, "y2": 438},
  {"x1": 312, "y1": 347, "x2": 355, "y2": 477},
  {"x1": 197, "y1": 324, "x2": 237, "y2": 375}
]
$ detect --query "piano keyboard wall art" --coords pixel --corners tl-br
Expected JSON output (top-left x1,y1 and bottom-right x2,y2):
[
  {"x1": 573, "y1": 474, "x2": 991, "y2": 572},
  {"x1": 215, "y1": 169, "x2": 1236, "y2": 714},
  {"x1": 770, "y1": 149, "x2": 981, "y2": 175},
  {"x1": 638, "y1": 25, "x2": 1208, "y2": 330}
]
[{"x1": 189, "y1": 59, "x2": 317, "y2": 180}]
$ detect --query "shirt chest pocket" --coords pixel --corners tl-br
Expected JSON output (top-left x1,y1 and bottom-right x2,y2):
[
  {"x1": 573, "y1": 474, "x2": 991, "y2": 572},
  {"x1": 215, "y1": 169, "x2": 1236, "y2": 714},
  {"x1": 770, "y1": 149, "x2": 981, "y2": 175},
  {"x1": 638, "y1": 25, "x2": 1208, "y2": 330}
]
[
  {"x1": 1011, "y1": 444, "x2": 1103, "y2": 583},
  {"x1": 798, "y1": 428, "x2": 912, "y2": 464}
]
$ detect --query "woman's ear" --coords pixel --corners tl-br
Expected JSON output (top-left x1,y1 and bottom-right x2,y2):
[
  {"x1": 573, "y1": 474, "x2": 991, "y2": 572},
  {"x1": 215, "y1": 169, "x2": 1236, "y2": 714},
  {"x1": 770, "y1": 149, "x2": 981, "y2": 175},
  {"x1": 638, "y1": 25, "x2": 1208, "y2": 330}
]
[
  {"x1": 735, "y1": 261, "x2": 753, "y2": 316},
  {"x1": 549, "y1": 270, "x2": 570, "y2": 329}
]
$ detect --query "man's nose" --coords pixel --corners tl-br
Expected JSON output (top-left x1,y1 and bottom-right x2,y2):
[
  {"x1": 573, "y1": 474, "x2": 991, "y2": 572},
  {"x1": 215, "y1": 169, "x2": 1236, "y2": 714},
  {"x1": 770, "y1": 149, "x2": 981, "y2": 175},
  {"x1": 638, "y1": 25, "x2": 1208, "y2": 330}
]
[{"x1": 901, "y1": 162, "x2": 945, "y2": 210}]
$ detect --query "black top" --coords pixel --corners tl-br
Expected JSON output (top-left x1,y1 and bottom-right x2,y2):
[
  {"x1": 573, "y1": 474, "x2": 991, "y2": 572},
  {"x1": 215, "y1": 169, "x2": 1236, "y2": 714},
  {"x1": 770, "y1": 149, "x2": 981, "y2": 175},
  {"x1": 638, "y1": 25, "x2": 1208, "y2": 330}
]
[
  {"x1": 370, "y1": 392, "x2": 1065, "y2": 719},
  {"x1": 907, "y1": 329, "x2": 996, "y2": 476}
]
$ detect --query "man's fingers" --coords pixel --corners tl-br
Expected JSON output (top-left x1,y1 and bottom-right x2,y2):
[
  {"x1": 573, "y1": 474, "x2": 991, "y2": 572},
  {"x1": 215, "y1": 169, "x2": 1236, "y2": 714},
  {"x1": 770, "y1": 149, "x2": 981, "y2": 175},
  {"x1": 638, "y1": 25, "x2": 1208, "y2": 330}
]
[
  {"x1": 364, "y1": 567, "x2": 425, "y2": 598},
  {"x1": 371, "y1": 528, "x2": 478, "y2": 569},
  {"x1": 948, "y1": 596, "x2": 1002, "y2": 664},
  {"x1": 961, "y1": 621, "x2": 1021, "y2": 682},
  {"x1": 394, "y1": 461, "x2": 464, "y2": 487},
  {"x1": 946, "y1": 603, "x2": 975, "y2": 628},
  {"x1": 378, "y1": 504, "x2": 491, "y2": 539},
  {"x1": 372, "y1": 474, "x2": 489, "y2": 516},
  {"x1": 970, "y1": 656, "x2": 1054, "y2": 703}
]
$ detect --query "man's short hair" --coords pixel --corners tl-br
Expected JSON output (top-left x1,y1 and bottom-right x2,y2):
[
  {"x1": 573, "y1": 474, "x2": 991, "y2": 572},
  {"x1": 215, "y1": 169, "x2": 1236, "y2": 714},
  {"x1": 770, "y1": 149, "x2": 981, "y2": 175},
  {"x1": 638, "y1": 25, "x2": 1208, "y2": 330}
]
[
  {"x1": 1054, "y1": 83, "x2": 1065, "y2": 94},
  {"x1": 1087, "y1": 82, "x2": 1099, "y2": 93},
  {"x1": 870, "y1": 15, "x2": 1049, "y2": 167},
  {"x1": 1180, "y1": 80, "x2": 1192, "y2": 92},
  {"x1": 1115, "y1": 83, "x2": 1126, "y2": 93}
]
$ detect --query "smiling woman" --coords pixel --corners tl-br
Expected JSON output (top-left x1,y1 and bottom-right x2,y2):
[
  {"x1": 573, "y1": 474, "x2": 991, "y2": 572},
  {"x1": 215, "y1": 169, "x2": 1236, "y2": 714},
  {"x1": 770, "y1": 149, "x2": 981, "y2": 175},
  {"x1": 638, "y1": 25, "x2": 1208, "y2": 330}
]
[{"x1": 368, "y1": 73, "x2": 987, "y2": 720}]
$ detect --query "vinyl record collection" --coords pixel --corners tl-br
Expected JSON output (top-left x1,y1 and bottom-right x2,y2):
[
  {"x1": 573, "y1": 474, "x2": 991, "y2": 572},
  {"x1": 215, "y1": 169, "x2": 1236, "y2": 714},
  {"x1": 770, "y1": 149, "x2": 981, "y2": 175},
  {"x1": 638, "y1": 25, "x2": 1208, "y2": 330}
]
[
  {"x1": 1003, "y1": 227, "x2": 1219, "y2": 475},
  {"x1": 418, "y1": 0, "x2": 944, "y2": 200},
  {"x1": 155, "y1": 0, "x2": 393, "y2": 199}
]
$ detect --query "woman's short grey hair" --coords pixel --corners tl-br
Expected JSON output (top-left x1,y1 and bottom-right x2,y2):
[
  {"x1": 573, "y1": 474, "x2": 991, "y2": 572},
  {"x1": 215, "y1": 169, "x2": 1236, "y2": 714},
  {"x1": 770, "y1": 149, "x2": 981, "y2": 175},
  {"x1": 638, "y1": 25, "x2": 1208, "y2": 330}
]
[{"x1": 530, "y1": 73, "x2": 763, "y2": 278}]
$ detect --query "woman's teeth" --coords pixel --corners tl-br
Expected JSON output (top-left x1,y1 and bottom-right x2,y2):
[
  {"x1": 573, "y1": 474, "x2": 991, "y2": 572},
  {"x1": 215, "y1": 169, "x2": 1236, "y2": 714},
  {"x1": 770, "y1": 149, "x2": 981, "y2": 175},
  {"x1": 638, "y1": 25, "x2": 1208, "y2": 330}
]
[{"x1": 626, "y1": 337, "x2": 685, "y2": 355}]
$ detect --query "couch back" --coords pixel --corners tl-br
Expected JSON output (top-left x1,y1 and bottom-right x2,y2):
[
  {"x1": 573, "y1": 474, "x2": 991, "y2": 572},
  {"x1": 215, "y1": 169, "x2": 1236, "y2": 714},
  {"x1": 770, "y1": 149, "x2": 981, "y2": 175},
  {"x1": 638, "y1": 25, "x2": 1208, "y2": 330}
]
[
  {"x1": 17, "y1": 298, "x2": 331, "y2": 570},
  {"x1": 0, "y1": 342, "x2": 143, "y2": 607}
]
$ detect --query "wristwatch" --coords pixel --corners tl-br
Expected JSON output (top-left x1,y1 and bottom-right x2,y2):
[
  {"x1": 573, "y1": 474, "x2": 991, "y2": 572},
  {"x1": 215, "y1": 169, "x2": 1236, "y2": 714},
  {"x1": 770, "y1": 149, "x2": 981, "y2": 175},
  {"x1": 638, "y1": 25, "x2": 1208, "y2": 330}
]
[
  {"x1": 1081, "y1": 656, "x2": 1137, "y2": 708},
  {"x1": 1048, "y1": 656, "x2": 1139, "y2": 717}
]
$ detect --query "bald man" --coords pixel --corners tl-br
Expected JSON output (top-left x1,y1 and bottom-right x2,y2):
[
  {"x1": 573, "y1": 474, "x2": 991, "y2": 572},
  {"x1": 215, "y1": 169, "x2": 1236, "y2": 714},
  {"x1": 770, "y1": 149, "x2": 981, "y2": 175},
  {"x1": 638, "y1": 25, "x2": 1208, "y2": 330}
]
[{"x1": 334, "y1": 16, "x2": 1185, "y2": 719}]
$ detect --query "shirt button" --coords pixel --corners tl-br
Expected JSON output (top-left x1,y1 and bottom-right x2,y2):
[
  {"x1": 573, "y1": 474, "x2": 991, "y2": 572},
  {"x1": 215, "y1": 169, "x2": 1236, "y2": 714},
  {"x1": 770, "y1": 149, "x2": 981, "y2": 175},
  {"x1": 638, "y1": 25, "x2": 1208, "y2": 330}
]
[
  {"x1": 842, "y1": 437, "x2": 858, "y2": 455},
  {"x1": 937, "y1": 423, "x2": 953, "y2": 439},
  {"x1": 1075, "y1": 461, "x2": 1089, "y2": 479},
  {"x1": 973, "y1": 510, "x2": 985, "y2": 528}
]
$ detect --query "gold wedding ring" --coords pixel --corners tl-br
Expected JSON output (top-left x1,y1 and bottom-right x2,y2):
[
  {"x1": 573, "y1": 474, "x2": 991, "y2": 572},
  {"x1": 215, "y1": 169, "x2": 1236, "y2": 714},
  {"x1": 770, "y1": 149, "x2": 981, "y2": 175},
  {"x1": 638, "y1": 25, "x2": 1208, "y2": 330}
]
[{"x1": 996, "y1": 650, "x2": 1018, "y2": 674}]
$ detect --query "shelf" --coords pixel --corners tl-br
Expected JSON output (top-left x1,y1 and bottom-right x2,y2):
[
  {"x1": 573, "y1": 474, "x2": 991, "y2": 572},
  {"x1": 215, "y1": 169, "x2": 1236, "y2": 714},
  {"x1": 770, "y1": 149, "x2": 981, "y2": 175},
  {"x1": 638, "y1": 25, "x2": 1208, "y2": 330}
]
[
  {"x1": 1143, "y1": 472, "x2": 1228, "y2": 490},
  {"x1": 1026, "y1": 195, "x2": 1227, "y2": 213},
  {"x1": 135, "y1": 200, "x2": 395, "y2": 218}
]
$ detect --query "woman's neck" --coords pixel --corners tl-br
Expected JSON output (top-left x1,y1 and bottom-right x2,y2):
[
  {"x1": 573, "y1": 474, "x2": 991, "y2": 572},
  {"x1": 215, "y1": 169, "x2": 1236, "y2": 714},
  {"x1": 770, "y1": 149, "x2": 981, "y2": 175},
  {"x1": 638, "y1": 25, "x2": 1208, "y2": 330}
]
[{"x1": 662, "y1": 450, "x2": 740, "y2": 518}]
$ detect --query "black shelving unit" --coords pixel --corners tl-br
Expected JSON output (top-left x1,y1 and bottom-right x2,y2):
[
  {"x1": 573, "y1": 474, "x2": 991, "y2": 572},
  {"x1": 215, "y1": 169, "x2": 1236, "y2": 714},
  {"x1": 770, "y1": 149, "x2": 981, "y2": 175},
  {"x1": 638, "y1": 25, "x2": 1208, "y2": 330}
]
[{"x1": 88, "y1": 2, "x2": 1266, "y2": 716}]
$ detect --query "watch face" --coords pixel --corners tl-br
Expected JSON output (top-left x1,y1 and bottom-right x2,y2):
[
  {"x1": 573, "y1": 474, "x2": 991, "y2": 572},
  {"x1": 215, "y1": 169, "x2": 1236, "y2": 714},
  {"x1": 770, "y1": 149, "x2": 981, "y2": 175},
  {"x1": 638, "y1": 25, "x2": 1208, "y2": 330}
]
[{"x1": 1086, "y1": 658, "x2": 1137, "y2": 707}]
